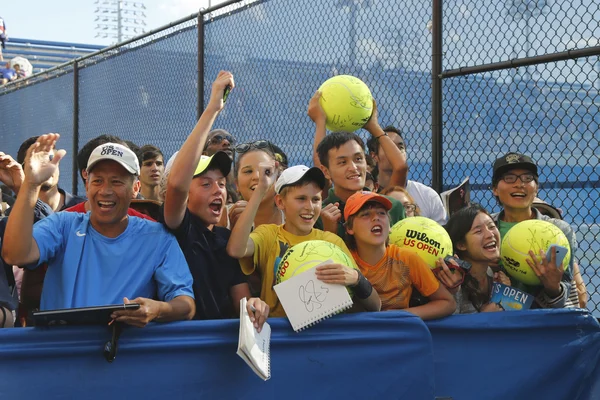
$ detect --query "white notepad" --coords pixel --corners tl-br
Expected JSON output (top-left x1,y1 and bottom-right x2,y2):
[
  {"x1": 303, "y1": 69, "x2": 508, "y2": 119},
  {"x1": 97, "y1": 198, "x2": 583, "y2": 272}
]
[
  {"x1": 274, "y1": 261, "x2": 353, "y2": 332},
  {"x1": 237, "y1": 297, "x2": 271, "y2": 381}
]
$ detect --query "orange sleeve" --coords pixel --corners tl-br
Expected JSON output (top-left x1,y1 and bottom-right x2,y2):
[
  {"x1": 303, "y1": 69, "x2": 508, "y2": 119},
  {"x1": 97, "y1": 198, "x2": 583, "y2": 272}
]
[{"x1": 404, "y1": 250, "x2": 440, "y2": 297}]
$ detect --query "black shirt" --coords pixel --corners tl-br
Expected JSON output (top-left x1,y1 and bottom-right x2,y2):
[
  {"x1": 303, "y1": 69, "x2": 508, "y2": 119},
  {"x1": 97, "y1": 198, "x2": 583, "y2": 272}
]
[{"x1": 161, "y1": 208, "x2": 246, "y2": 320}]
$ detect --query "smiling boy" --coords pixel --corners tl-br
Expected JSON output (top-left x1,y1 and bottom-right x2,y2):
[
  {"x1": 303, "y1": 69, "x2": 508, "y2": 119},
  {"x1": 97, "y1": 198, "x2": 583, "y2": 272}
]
[
  {"x1": 227, "y1": 164, "x2": 381, "y2": 317},
  {"x1": 344, "y1": 191, "x2": 456, "y2": 320}
]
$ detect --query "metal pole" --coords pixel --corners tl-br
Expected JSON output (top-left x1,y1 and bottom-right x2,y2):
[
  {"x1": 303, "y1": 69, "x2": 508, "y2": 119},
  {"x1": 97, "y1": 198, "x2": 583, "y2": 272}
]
[
  {"x1": 72, "y1": 61, "x2": 80, "y2": 195},
  {"x1": 431, "y1": 0, "x2": 443, "y2": 193},
  {"x1": 118, "y1": 0, "x2": 123, "y2": 43},
  {"x1": 197, "y1": 12, "x2": 205, "y2": 120},
  {"x1": 442, "y1": 45, "x2": 600, "y2": 78}
]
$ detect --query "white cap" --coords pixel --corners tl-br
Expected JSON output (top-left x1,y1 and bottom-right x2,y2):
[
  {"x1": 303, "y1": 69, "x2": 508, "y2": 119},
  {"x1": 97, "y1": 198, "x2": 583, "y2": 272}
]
[
  {"x1": 87, "y1": 143, "x2": 140, "y2": 175},
  {"x1": 274, "y1": 165, "x2": 325, "y2": 194}
]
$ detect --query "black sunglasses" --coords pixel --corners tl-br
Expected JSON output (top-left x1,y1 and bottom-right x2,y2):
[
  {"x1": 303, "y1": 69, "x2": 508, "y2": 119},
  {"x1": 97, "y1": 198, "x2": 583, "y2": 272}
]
[
  {"x1": 234, "y1": 140, "x2": 273, "y2": 154},
  {"x1": 208, "y1": 134, "x2": 236, "y2": 146}
]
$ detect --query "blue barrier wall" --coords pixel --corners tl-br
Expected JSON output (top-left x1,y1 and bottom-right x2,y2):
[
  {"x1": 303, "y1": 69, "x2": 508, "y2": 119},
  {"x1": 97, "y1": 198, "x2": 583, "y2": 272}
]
[{"x1": 0, "y1": 310, "x2": 599, "y2": 400}]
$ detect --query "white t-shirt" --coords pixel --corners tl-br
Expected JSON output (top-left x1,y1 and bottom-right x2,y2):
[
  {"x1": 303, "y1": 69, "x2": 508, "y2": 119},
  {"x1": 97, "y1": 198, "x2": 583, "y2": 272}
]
[{"x1": 406, "y1": 180, "x2": 447, "y2": 224}]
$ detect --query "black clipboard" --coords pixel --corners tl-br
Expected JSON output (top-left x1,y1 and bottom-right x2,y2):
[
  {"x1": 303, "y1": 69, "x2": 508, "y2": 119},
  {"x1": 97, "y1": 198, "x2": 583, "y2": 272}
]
[{"x1": 32, "y1": 303, "x2": 140, "y2": 326}]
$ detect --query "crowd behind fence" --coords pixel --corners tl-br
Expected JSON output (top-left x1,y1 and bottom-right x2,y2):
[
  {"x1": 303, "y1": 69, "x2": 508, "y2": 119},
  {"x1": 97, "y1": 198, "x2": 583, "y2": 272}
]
[{"x1": 0, "y1": 0, "x2": 598, "y2": 314}]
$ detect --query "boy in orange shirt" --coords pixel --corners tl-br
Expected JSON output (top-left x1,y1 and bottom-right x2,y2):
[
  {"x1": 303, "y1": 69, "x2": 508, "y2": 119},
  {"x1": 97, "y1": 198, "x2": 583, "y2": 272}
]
[{"x1": 344, "y1": 191, "x2": 456, "y2": 320}]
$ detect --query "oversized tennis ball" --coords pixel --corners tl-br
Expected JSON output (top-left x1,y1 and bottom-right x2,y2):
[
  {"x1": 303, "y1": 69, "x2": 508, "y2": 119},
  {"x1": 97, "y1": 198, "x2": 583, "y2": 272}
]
[
  {"x1": 501, "y1": 219, "x2": 570, "y2": 286},
  {"x1": 318, "y1": 75, "x2": 373, "y2": 132},
  {"x1": 389, "y1": 216, "x2": 453, "y2": 268},
  {"x1": 276, "y1": 240, "x2": 357, "y2": 293}
]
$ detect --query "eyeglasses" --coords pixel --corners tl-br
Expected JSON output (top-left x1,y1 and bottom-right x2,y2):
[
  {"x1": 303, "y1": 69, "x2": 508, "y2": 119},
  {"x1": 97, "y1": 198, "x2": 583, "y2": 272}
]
[
  {"x1": 234, "y1": 140, "x2": 273, "y2": 154},
  {"x1": 208, "y1": 134, "x2": 236, "y2": 146},
  {"x1": 403, "y1": 203, "x2": 417, "y2": 213},
  {"x1": 501, "y1": 173, "x2": 535, "y2": 184}
]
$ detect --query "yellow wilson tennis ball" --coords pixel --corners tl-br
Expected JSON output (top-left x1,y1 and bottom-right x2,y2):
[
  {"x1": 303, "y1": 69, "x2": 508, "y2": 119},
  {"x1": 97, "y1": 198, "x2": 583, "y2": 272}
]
[
  {"x1": 501, "y1": 219, "x2": 570, "y2": 286},
  {"x1": 276, "y1": 240, "x2": 357, "y2": 290},
  {"x1": 318, "y1": 75, "x2": 373, "y2": 132},
  {"x1": 389, "y1": 216, "x2": 453, "y2": 268}
]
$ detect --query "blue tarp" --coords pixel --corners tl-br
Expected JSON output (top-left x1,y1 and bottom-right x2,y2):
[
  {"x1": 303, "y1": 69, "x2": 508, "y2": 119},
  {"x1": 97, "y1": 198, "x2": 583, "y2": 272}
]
[{"x1": 0, "y1": 310, "x2": 598, "y2": 400}]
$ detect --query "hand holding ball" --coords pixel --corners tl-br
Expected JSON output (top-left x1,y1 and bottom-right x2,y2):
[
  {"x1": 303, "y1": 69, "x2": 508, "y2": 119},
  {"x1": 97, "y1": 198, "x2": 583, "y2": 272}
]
[{"x1": 318, "y1": 75, "x2": 373, "y2": 132}]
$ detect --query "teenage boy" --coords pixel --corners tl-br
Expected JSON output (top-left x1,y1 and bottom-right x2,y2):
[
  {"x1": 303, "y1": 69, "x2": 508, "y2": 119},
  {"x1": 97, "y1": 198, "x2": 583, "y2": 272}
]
[
  {"x1": 344, "y1": 191, "x2": 456, "y2": 320},
  {"x1": 227, "y1": 164, "x2": 381, "y2": 317},
  {"x1": 138, "y1": 145, "x2": 164, "y2": 201},
  {"x1": 163, "y1": 71, "x2": 269, "y2": 331},
  {"x1": 491, "y1": 152, "x2": 575, "y2": 308},
  {"x1": 309, "y1": 94, "x2": 406, "y2": 237}
]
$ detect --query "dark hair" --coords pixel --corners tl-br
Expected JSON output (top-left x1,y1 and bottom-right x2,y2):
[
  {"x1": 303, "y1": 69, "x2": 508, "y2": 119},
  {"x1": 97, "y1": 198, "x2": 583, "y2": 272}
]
[
  {"x1": 140, "y1": 144, "x2": 164, "y2": 163},
  {"x1": 444, "y1": 203, "x2": 495, "y2": 311},
  {"x1": 77, "y1": 134, "x2": 127, "y2": 182},
  {"x1": 444, "y1": 203, "x2": 490, "y2": 259},
  {"x1": 17, "y1": 136, "x2": 40, "y2": 165},
  {"x1": 366, "y1": 125, "x2": 403, "y2": 154},
  {"x1": 316, "y1": 131, "x2": 365, "y2": 168}
]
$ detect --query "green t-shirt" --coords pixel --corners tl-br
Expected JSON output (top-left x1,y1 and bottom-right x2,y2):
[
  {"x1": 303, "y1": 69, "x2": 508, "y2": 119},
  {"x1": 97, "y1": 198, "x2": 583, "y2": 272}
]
[
  {"x1": 498, "y1": 219, "x2": 519, "y2": 240},
  {"x1": 315, "y1": 188, "x2": 406, "y2": 238}
]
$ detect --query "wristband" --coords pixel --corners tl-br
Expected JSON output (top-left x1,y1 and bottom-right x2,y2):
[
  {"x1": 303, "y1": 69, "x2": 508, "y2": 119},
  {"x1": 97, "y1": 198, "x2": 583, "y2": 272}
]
[
  {"x1": 375, "y1": 133, "x2": 388, "y2": 140},
  {"x1": 350, "y1": 269, "x2": 373, "y2": 300}
]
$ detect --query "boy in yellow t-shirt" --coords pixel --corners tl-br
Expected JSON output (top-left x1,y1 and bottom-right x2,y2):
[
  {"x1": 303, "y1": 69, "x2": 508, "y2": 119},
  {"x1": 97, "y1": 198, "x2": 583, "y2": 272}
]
[
  {"x1": 344, "y1": 191, "x2": 456, "y2": 320},
  {"x1": 227, "y1": 162, "x2": 381, "y2": 317}
]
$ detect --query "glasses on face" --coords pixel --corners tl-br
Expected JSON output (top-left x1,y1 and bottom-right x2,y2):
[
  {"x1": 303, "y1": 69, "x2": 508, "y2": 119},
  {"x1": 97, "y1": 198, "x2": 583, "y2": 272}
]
[
  {"x1": 208, "y1": 134, "x2": 236, "y2": 146},
  {"x1": 234, "y1": 140, "x2": 273, "y2": 154},
  {"x1": 403, "y1": 203, "x2": 416, "y2": 213},
  {"x1": 501, "y1": 173, "x2": 535, "y2": 184}
]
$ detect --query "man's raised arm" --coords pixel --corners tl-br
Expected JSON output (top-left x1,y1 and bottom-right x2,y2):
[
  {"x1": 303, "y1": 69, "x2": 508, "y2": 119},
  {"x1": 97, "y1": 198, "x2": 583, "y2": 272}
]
[
  {"x1": 163, "y1": 71, "x2": 234, "y2": 230},
  {"x1": 2, "y1": 134, "x2": 65, "y2": 266}
]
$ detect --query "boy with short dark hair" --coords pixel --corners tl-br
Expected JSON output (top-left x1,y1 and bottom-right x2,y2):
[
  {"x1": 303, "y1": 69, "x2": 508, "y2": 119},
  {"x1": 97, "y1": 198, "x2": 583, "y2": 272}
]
[
  {"x1": 344, "y1": 191, "x2": 456, "y2": 320},
  {"x1": 163, "y1": 71, "x2": 269, "y2": 330},
  {"x1": 227, "y1": 164, "x2": 381, "y2": 317}
]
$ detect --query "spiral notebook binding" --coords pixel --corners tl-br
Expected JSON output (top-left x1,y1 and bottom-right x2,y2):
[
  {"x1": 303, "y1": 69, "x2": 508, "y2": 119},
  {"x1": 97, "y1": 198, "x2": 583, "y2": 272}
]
[{"x1": 294, "y1": 299, "x2": 353, "y2": 332}]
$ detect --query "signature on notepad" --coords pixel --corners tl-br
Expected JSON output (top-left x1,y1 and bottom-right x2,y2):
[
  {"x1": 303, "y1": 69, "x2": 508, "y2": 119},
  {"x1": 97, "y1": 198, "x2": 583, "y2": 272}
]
[{"x1": 298, "y1": 280, "x2": 329, "y2": 312}]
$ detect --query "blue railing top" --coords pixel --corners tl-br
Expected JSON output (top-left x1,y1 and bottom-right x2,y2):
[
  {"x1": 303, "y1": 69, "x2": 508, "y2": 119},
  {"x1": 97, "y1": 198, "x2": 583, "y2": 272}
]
[{"x1": 7, "y1": 38, "x2": 106, "y2": 51}]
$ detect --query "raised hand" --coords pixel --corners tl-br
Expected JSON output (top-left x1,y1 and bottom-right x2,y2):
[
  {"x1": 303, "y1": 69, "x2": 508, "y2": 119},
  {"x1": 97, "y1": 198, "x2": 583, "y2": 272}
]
[
  {"x1": 363, "y1": 98, "x2": 380, "y2": 134},
  {"x1": 0, "y1": 152, "x2": 24, "y2": 192},
  {"x1": 255, "y1": 161, "x2": 277, "y2": 194},
  {"x1": 208, "y1": 70, "x2": 235, "y2": 112},
  {"x1": 307, "y1": 90, "x2": 326, "y2": 124},
  {"x1": 24, "y1": 134, "x2": 66, "y2": 187},
  {"x1": 321, "y1": 202, "x2": 342, "y2": 234}
]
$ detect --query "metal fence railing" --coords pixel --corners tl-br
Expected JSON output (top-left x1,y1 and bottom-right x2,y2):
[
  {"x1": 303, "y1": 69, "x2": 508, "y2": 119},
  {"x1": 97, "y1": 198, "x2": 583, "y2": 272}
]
[{"x1": 0, "y1": 0, "x2": 598, "y2": 314}]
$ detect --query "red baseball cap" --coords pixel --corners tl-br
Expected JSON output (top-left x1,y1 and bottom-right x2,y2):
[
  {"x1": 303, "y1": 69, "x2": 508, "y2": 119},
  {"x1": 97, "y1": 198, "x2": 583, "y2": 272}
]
[{"x1": 344, "y1": 191, "x2": 392, "y2": 221}]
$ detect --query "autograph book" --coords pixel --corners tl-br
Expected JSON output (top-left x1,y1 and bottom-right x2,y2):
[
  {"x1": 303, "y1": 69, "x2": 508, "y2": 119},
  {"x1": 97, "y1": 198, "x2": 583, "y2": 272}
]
[{"x1": 274, "y1": 260, "x2": 353, "y2": 332}]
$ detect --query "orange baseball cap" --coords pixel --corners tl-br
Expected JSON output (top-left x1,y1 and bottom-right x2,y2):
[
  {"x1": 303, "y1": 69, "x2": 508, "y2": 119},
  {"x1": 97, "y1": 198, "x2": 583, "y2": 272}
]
[{"x1": 344, "y1": 191, "x2": 392, "y2": 221}]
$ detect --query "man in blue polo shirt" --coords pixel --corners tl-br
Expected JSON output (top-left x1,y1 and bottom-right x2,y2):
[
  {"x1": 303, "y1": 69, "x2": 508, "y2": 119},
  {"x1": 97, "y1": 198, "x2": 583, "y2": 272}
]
[{"x1": 2, "y1": 134, "x2": 195, "y2": 327}]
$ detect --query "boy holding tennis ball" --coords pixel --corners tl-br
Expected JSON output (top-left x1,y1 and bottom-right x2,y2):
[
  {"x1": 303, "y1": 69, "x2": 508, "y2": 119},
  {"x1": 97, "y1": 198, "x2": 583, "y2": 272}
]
[
  {"x1": 227, "y1": 162, "x2": 381, "y2": 317},
  {"x1": 344, "y1": 191, "x2": 456, "y2": 320}
]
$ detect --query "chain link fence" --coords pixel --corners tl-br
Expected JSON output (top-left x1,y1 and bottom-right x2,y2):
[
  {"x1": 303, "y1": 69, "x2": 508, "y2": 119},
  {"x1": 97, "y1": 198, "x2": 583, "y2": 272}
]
[
  {"x1": 0, "y1": 0, "x2": 598, "y2": 314},
  {"x1": 442, "y1": 0, "x2": 600, "y2": 313}
]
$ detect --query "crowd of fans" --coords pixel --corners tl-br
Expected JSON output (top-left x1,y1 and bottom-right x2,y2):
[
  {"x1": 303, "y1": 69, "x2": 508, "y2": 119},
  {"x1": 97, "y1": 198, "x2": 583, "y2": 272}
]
[
  {"x1": 0, "y1": 16, "x2": 34, "y2": 86},
  {"x1": 0, "y1": 71, "x2": 588, "y2": 330}
]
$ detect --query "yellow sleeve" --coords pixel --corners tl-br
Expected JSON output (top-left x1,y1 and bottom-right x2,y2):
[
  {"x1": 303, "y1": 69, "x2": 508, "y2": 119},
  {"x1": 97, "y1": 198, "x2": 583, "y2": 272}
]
[
  {"x1": 240, "y1": 224, "x2": 277, "y2": 276},
  {"x1": 406, "y1": 251, "x2": 440, "y2": 297}
]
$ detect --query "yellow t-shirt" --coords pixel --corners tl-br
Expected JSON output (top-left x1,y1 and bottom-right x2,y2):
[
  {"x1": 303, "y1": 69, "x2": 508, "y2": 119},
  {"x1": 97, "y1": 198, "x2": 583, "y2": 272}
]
[
  {"x1": 351, "y1": 244, "x2": 439, "y2": 311},
  {"x1": 240, "y1": 224, "x2": 356, "y2": 317}
]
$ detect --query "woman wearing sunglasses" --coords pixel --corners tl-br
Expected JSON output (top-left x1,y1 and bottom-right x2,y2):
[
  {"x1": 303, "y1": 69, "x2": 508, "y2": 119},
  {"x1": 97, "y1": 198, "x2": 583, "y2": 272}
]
[
  {"x1": 442, "y1": 204, "x2": 511, "y2": 313},
  {"x1": 221, "y1": 140, "x2": 285, "y2": 230}
]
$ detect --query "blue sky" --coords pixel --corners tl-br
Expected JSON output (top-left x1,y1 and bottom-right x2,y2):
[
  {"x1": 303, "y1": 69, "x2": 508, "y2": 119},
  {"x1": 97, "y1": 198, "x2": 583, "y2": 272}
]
[{"x1": 2, "y1": 0, "x2": 226, "y2": 46}]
